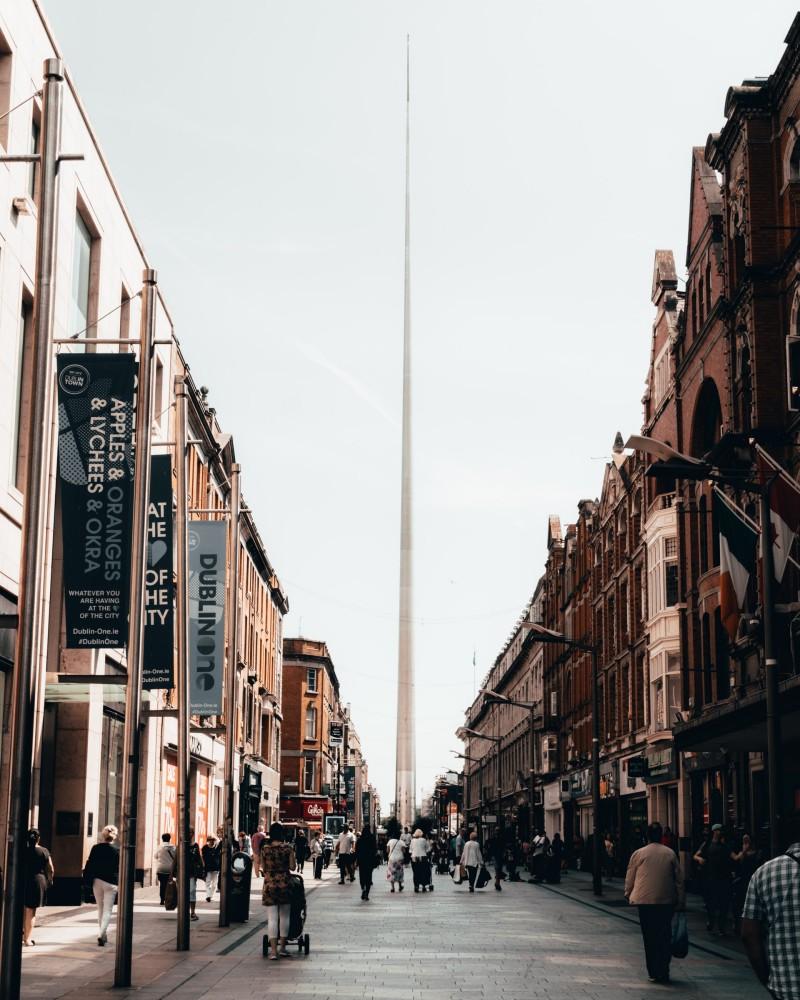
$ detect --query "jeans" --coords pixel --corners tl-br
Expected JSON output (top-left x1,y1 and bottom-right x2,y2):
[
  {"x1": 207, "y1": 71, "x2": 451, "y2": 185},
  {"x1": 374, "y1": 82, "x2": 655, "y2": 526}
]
[
  {"x1": 705, "y1": 879, "x2": 731, "y2": 930},
  {"x1": 313, "y1": 855, "x2": 324, "y2": 879},
  {"x1": 637, "y1": 904, "x2": 673, "y2": 981},
  {"x1": 466, "y1": 865, "x2": 478, "y2": 891},
  {"x1": 157, "y1": 872, "x2": 171, "y2": 904},
  {"x1": 205, "y1": 870, "x2": 219, "y2": 899},
  {"x1": 93, "y1": 879, "x2": 117, "y2": 938},
  {"x1": 266, "y1": 902, "x2": 290, "y2": 940}
]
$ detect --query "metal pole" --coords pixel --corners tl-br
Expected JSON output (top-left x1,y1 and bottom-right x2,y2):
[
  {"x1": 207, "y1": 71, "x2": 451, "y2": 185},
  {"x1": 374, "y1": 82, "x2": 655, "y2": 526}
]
[
  {"x1": 114, "y1": 268, "x2": 158, "y2": 987},
  {"x1": 760, "y1": 483, "x2": 782, "y2": 857},
  {"x1": 0, "y1": 59, "x2": 63, "y2": 1000},
  {"x1": 529, "y1": 703, "x2": 535, "y2": 839},
  {"x1": 174, "y1": 378, "x2": 190, "y2": 950},
  {"x1": 219, "y1": 462, "x2": 241, "y2": 927},
  {"x1": 591, "y1": 644, "x2": 602, "y2": 896}
]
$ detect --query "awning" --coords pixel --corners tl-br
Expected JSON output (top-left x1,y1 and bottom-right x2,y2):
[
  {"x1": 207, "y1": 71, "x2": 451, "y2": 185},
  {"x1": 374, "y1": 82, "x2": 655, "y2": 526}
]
[{"x1": 673, "y1": 674, "x2": 800, "y2": 753}]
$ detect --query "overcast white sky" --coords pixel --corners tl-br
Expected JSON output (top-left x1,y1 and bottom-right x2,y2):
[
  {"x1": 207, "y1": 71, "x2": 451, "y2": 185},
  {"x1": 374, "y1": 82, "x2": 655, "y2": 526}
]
[{"x1": 45, "y1": 1, "x2": 796, "y2": 807}]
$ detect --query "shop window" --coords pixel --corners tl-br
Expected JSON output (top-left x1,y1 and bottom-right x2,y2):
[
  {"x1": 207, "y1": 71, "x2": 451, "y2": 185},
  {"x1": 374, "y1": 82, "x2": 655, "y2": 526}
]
[
  {"x1": 305, "y1": 705, "x2": 317, "y2": 741},
  {"x1": 98, "y1": 711, "x2": 124, "y2": 831},
  {"x1": 307, "y1": 668, "x2": 318, "y2": 693},
  {"x1": 303, "y1": 755, "x2": 315, "y2": 793},
  {"x1": 0, "y1": 33, "x2": 11, "y2": 150}
]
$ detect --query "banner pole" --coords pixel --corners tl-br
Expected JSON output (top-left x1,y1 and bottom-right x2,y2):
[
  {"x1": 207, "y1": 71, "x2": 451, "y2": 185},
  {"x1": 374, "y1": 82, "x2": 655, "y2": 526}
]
[
  {"x1": 114, "y1": 268, "x2": 158, "y2": 987},
  {"x1": 175, "y1": 378, "x2": 190, "y2": 949},
  {"x1": 0, "y1": 59, "x2": 64, "y2": 1000},
  {"x1": 219, "y1": 462, "x2": 241, "y2": 926}
]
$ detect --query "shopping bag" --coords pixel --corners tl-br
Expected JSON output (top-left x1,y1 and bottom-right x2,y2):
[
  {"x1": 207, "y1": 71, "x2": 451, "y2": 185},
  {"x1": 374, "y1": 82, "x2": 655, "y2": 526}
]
[
  {"x1": 451, "y1": 865, "x2": 464, "y2": 884},
  {"x1": 164, "y1": 878, "x2": 178, "y2": 912},
  {"x1": 671, "y1": 911, "x2": 689, "y2": 958},
  {"x1": 475, "y1": 865, "x2": 491, "y2": 889}
]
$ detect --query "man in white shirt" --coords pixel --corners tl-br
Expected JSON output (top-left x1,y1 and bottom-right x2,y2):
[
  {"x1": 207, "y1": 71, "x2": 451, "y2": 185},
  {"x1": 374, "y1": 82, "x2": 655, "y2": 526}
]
[
  {"x1": 335, "y1": 828, "x2": 355, "y2": 884},
  {"x1": 460, "y1": 832, "x2": 484, "y2": 893}
]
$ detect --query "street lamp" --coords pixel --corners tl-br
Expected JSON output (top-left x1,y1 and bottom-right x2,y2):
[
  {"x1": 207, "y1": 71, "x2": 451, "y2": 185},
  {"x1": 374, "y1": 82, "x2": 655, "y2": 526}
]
[
  {"x1": 626, "y1": 433, "x2": 783, "y2": 857},
  {"x1": 481, "y1": 688, "x2": 539, "y2": 841},
  {"x1": 519, "y1": 621, "x2": 602, "y2": 896}
]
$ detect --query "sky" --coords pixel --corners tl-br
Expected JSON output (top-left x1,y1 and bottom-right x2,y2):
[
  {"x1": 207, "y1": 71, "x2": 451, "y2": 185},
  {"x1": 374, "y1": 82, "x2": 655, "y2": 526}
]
[{"x1": 44, "y1": 1, "x2": 796, "y2": 808}]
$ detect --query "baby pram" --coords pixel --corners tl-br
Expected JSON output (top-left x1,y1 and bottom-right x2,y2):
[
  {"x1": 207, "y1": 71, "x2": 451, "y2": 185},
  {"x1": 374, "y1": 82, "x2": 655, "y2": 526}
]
[{"x1": 262, "y1": 874, "x2": 309, "y2": 957}]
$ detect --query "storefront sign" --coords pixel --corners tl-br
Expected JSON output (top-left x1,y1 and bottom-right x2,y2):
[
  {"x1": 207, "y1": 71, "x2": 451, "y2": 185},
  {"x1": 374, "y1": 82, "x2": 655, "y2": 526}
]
[
  {"x1": 344, "y1": 765, "x2": 356, "y2": 812},
  {"x1": 644, "y1": 745, "x2": 679, "y2": 784},
  {"x1": 162, "y1": 755, "x2": 178, "y2": 838},
  {"x1": 188, "y1": 521, "x2": 226, "y2": 715},
  {"x1": 600, "y1": 760, "x2": 618, "y2": 799},
  {"x1": 329, "y1": 722, "x2": 344, "y2": 747},
  {"x1": 143, "y1": 455, "x2": 174, "y2": 688},
  {"x1": 682, "y1": 749, "x2": 725, "y2": 775},
  {"x1": 57, "y1": 354, "x2": 136, "y2": 647}
]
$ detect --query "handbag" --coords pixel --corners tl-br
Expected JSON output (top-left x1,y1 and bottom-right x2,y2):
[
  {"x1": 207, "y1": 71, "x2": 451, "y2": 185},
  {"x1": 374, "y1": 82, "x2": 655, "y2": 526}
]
[
  {"x1": 671, "y1": 911, "x2": 689, "y2": 958},
  {"x1": 164, "y1": 878, "x2": 178, "y2": 912},
  {"x1": 451, "y1": 865, "x2": 464, "y2": 884},
  {"x1": 475, "y1": 865, "x2": 491, "y2": 889}
]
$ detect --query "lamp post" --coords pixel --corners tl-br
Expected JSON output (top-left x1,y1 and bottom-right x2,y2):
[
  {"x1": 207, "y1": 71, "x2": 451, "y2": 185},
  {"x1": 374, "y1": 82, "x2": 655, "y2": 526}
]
[
  {"x1": 481, "y1": 689, "x2": 539, "y2": 840},
  {"x1": 518, "y1": 623, "x2": 602, "y2": 896},
  {"x1": 626, "y1": 433, "x2": 783, "y2": 857},
  {"x1": 458, "y1": 727, "x2": 501, "y2": 838}
]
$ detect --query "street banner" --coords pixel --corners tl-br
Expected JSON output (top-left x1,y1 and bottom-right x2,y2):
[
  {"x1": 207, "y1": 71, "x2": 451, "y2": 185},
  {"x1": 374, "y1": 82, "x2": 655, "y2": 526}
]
[
  {"x1": 344, "y1": 765, "x2": 356, "y2": 812},
  {"x1": 143, "y1": 455, "x2": 174, "y2": 689},
  {"x1": 56, "y1": 354, "x2": 136, "y2": 648},
  {"x1": 329, "y1": 721, "x2": 344, "y2": 747},
  {"x1": 361, "y1": 790, "x2": 370, "y2": 824},
  {"x1": 188, "y1": 520, "x2": 226, "y2": 715}
]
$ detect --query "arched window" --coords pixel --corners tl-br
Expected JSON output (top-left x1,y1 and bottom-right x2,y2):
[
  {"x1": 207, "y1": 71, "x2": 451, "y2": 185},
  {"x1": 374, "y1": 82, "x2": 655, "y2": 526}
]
[
  {"x1": 789, "y1": 137, "x2": 800, "y2": 181},
  {"x1": 691, "y1": 378, "x2": 723, "y2": 458}
]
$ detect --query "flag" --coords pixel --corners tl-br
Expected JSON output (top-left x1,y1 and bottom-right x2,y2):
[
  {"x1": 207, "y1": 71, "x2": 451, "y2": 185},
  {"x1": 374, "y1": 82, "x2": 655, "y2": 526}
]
[
  {"x1": 715, "y1": 489, "x2": 758, "y2": 641},
  {"x1": 756, "y1": 447, "x2": 800, "y2": 583}
]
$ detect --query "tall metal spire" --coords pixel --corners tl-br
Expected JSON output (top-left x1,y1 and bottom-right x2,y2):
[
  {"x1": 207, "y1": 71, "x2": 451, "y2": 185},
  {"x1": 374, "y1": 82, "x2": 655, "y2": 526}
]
[{"x1": 395, "y1": 35, "x2": 415, "y2": 828}]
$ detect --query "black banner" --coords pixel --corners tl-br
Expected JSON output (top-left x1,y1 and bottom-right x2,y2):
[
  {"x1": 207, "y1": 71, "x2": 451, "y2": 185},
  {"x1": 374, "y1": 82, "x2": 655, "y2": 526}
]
[
  {"x1": 143, "y1": 455, "x2": 174, "y2": 688},
  {"x1": 57, "y1": 355, "x2": 136, "y2": 648},
  {"x1": 344, "y1": 765, "x2": 356, "y2": 813}
]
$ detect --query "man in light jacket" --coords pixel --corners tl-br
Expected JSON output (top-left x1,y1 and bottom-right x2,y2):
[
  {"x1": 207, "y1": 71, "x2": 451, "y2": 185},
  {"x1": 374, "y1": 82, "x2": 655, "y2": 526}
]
[{"x1": 624, "y1": 822, "x2": 685, "y2": 985}]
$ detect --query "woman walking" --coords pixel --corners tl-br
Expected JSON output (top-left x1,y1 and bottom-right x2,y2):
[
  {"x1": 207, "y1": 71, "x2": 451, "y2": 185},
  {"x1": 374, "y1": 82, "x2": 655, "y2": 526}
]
[
  {"x1": 83, "y1": 825, "x2": 119, "y2": 947},
  {"x1": 410, "y1": 829, "x2": 431, "y2": 893},
  {"x1": 23, "y1": 829, "x2": 53, "y2": 946},
  {"x1": 294, "y1": 830, "x2": 309, "y2": 873},
  {"x1": 355, "y1": 823, "x2": 378, "y2": 900},
  {"x1": 460, "y1": 832, "x2": 484, "y2": 893},
  {"x1": 261, "y1": 822, "x2": 296, "y2": 960},
  {"x1": 386, "y1": 833, "x2": 406, "y2": 892}
]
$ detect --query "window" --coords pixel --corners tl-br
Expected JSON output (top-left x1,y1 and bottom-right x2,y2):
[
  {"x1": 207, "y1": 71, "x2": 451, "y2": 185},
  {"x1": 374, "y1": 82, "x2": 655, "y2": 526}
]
[
  {"x1": 665, "y1": 562, "x2": 679, "y2": 607},
  {"x1": 0, "y1": 33, "x2": 11, "y2": 150},
  {"x1": 305, "y1": 705, "x2": 317, "y2": 741},
  {"x1": 307, "y1": 668, "x2": 318, "y2": 693},
  {"x1": 303, "y1": 755, "x2": 315, "y2": 793},
  {"x1": 654, "y1": 345, "x2": 670, "y2": 405},
  {"x1": 28, "y1": 110, "x2": 40, "y2": 202},
  {"x1": 72, "y1": 212, "x2": 93, "y2": 336},
  {"x1": 11, "y1": 293, "x2": 33, "y2": 490}
]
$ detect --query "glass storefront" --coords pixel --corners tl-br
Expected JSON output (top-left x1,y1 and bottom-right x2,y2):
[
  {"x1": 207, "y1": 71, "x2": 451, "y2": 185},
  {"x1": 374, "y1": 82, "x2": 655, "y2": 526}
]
[{"x1": 98, "y1": 710, "x2": 124, "y2": 831}]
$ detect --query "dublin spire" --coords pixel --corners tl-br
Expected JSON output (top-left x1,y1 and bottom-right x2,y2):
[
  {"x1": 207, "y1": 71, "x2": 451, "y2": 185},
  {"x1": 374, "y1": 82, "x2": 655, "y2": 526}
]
[{"x1": 395, "y1": 35, "x2": 415, "y2": 828}]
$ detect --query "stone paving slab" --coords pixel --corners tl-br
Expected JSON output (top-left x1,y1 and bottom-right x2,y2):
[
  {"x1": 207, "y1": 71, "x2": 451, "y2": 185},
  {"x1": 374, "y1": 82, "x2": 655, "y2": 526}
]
[{"x1": 19, "y1": 866, "x2": 767, "y2": 1000}]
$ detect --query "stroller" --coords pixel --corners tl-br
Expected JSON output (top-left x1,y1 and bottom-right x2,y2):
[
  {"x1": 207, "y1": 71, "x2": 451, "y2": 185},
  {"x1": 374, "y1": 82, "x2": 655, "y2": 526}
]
[{"x1": 262, "y1": 874, "x2": 309, "y2": 957}]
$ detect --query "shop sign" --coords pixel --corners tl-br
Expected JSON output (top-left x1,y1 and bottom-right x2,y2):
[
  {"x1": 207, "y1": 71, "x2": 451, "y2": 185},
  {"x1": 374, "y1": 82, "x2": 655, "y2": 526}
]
[
  {"x1": 143, "y1": 455, "x2": 174, "y2": 688},
  {"x1": 544, "y1": 782, "x2": 561, "y2": 810},
  {"x1": 57, "y1": 354, "x2": 136, "y2": 647},
  {"x1": 344, "y1": 765, "x2": 356, "y2": 811},
  {"x1": 329, "y1": 722, "x2": 344, "y2": 747},
  {"x1": 188, "y1": 521, "x2": 226, "y2": 715},
  {"x1": 622, "y1": 755, "x2": 648, "y2": 795},
  {"x1": 644, "y1": 745, "x2": 679, "y2": 784},
  {"x1": 682, "y1": 749, "x2": 725, "y2": 775},
  {"x1": 600, "y1": 760, "x2": 618, "y2": 799}
]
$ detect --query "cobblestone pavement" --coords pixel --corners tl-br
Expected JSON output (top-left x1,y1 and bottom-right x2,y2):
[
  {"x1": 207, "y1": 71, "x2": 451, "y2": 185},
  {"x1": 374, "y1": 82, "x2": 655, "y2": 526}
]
[{"x1": 20, "y1": 867, "x2": 768, "y2": 1000}]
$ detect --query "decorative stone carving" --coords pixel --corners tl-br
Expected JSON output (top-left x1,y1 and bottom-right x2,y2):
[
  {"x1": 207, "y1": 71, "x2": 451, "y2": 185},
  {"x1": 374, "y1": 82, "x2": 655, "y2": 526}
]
[{"x1": 729, "y1": 162, "x2": 747, "y2": 236}]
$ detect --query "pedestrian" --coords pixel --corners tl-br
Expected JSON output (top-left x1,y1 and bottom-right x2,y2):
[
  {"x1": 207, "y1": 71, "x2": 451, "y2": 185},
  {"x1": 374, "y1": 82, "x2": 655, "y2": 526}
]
[
  {"x1": 486, "y1": 828, "x2": 504, "y2": 891},
  {"x1": 294, "y1": 830, "x2": 308, "y2": 873},
  {"x1": 460, "y1": 832, "x2": 484, "y2": 893},
  {"x1": 603, "y1": 831, "x2": 617, "y2": 879},
  {"x1": 454, "y1": 827, "x2": 466, "y2": 864},
  {"x1": 154, "y1": 832, "x2": 176, "y2": 906},
  {"x1": 730, "y1": 832, "x2": 761, "y2": 932},
  {"x1": 184, "y1": 827, "x2": 206, "y2": 920},
  {"x1": 323, "y1": 834, "x2": 333, "y2": 869},
  {"x1": 83, "y1": 825, "x2": 119, "y2": 947},
  {"x1": 356, "y1": 823, "x2": 378, "y2": 900},
  {"x1": 22, "y1": 828, "x2": 53, "y2": 946},
  {"x1": 693, "y1": 824, "x2": 734, "y2": 935},
  {"x1": 251, "y1": 823, "x2": 266, "y2": 877},
  {"x1": 335, "y1": 826, "x2": 355, "y2": 884},
  {"x1": 549, "y1": 832, "x2": 563, "y2": 884},
  {"x1": 310, "y1": 831, "x2": 324, "y2": 880},
  {"x1": 624, "y1": 822, "x2": 685, "y2": 985},
  {"x1": 386, "y1": 833, "x2": 406, "y2": 892},
  {"x1": 531, "y1": 831, "x2": 550, "y2": 883},
  {"x1": 740, "y1": 819, "x2": 800, "y2": 1000},
  {"x1": 573, "y1": 831, "x2": 585, "y2": 871},
  {"x1": 237, "y1": 829, "x2": 253, "y2": 856},
  {"x1": 410, "y1": 829, "x2": 431, "y2": 893},
  {"x1": 661, "y1": 825, "x2": 678, "y2": 853},
  {"x1": 260, "y1": 822, "x2": 296, "y2": 960},
  {"x1": 201, "y1": 834, "x2": 221, "y2": 901}
]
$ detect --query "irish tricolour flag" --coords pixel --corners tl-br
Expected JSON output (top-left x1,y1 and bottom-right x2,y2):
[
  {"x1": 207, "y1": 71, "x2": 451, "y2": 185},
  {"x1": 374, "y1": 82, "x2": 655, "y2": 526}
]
[{"x1": 715, "y1": 489, "x2": 757, "y2": 641}]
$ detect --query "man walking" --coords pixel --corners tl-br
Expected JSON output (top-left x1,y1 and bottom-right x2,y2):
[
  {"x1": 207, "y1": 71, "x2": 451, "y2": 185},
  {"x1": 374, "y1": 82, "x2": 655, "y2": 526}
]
[
  {"x1": 741, "y1": 820, "x2": 800, "y2": 1000},
  {"x1": 624, "y1": 822, "x2": 685, "y2": 985},
  {"x1": 335, "y1": 826, "x2": 355, "y2": 884},
  {"x1": 201, "y1": 834, "x2": 221, "y2": 901},
  {"x1": 154, "y1": 833, "x2": 176, "y2": 906},
  {"x1": 251, "y1": 823, "x2": 266, "y2": 877},
  {"x1": 310, "y1": 831, "x2": 324, "y2": 880}
]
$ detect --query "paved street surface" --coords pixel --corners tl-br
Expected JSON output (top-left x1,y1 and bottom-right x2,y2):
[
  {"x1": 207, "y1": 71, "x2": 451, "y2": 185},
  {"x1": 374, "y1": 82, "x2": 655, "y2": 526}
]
[{"x1": 21, "y1": 868, "x2": 767, "y2": 1000}]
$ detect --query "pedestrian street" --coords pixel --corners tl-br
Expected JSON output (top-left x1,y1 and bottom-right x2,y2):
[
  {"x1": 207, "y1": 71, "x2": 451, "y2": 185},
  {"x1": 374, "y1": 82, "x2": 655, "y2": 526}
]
[{"x1": 20, "y1": 867, "x2": 766, "y2": 1000}]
